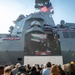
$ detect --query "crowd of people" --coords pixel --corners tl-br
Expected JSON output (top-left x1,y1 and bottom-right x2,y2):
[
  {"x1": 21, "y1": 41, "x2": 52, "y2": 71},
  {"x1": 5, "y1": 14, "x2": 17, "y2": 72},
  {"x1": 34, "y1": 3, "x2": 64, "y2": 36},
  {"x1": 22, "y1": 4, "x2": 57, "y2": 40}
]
[{"x1": 0, "y1": 61, "x2": 75, "y2": 75}]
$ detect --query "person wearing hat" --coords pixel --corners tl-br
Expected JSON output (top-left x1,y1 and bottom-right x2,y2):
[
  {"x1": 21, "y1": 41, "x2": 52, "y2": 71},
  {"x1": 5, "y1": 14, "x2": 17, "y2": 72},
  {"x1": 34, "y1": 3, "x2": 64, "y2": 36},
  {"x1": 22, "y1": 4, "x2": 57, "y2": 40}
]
[{"x1": 70, "y1": 61, "x2": 74, "y2": 65}]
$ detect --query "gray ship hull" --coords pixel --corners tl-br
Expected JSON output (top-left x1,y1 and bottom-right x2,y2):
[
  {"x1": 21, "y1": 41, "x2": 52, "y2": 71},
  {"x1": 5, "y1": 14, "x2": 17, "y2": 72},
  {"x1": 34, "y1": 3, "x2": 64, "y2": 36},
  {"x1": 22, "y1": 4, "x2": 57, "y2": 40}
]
[
  {"x1": 0, "y1": 51, "x2": 24, "y2": 65},
  {"x1": 61, "y1": 51, "x2": 75, "y2": 64}
]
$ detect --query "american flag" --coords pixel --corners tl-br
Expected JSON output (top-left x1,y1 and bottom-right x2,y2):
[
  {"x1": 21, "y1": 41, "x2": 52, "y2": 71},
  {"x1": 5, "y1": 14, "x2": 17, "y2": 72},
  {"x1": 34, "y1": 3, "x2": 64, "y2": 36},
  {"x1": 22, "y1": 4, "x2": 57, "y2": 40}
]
[{"x1": 41, "y1": 2, "x2": 53, "y2": 12}]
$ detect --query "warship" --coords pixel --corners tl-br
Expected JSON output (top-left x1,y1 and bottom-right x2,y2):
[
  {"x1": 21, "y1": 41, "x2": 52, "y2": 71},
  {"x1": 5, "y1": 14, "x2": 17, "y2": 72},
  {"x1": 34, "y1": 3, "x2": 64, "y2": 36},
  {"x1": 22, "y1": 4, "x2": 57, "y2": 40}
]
[{"x1": 0, "y1": 0, "x2": 75, "y2": 65}]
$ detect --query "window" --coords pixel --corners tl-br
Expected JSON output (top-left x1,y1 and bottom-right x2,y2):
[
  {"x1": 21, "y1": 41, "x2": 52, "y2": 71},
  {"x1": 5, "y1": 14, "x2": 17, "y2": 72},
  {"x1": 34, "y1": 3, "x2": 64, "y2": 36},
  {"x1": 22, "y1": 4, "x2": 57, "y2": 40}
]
[
  {"x1": 63, "y1": 32, "x2": 69, "y2": 38},
  {"x1": 70, "y1": 32, "x2": 75, "y2": 38}
]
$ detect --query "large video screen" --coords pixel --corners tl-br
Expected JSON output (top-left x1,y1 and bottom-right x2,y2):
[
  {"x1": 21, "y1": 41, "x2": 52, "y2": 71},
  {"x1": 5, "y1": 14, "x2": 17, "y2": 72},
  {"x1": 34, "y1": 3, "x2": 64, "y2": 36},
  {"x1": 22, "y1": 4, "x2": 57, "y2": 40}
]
[{"x1": 24, "y1": 33, "x2": 61, "y2": 56}]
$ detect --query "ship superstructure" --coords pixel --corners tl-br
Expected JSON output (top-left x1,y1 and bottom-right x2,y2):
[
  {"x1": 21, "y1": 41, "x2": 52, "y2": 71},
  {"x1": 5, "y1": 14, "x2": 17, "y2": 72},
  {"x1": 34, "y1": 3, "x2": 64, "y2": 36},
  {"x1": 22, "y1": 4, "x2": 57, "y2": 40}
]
[{"x1": 0, "y1": 0, "x2": 75, "y2": 65}]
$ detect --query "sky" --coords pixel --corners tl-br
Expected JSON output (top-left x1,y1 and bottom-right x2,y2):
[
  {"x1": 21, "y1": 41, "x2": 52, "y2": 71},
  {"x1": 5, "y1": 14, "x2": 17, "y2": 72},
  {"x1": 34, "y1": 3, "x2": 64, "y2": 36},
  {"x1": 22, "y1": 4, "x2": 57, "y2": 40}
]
[{"x1": 0, "y1": 0, "x2": 75, "y2": 33}]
